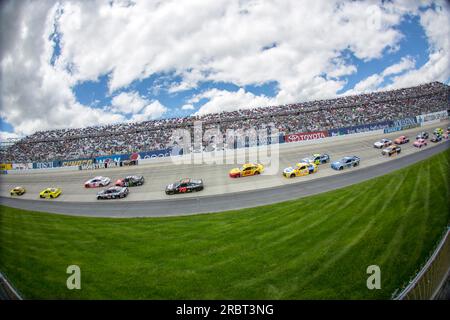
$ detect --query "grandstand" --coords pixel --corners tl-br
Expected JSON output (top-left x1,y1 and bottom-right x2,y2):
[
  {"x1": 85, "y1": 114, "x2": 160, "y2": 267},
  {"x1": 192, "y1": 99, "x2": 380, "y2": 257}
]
[{"x1": 1, "y1": 82, "x2": 449, "y2": 163}]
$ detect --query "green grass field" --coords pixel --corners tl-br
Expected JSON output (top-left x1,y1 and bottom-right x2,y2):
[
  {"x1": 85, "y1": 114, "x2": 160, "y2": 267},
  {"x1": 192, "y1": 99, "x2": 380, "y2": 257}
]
[{"x1": 0, "y1": 149, "x2": 449, "y2": 299}]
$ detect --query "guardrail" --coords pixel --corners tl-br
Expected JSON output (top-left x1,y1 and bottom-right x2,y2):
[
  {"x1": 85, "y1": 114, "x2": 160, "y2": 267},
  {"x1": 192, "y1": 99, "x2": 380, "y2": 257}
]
[
  {"x1": 393, "y1": 227, "x2": 450, "y2": 300},
  {"x1": 0, "y1": 272, "x2": 22, "y2": 300}
]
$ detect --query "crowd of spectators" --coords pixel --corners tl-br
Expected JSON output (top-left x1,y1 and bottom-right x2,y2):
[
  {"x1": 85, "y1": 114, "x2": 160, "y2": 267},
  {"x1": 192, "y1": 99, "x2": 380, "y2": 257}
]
[{"x1": 1, "y1": 82, "x2": 449, "y2": 163}]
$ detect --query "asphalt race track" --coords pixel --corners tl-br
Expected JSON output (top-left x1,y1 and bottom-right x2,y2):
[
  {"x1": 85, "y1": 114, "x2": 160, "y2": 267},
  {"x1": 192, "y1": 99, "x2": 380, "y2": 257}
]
[{"x1": 1, "y1": 122, "x2": 449, "y2": 217}]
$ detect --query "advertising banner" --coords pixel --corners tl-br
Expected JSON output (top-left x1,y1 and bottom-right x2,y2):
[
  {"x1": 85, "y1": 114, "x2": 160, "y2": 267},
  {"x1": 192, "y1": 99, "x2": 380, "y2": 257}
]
[
  {"x1": 62, "y1": 159, "x2": 94, "y2": 167},
  {"x1": 392, "y1": 117, "x2": 417, "y2": 127},
  {"x1": 328, "y1": 121, "x2": 393, "y2": 136},
  {"x1": 0, "y1": 163, "x2": 12, "y2": 170},
  {"x1": 138, "y1": 148, "x2": 173, "y2": 159},
  {"x1": 383, "y1": 123, "x2": 420, "y2": 134},
  {"x1": 416, "y1": 110, "x2": 448, "y2": 124},
  {"x1": 32, "y1": 161, "x2": 61, "y2": 169},
  {"x1": 95, "y1": 154, "x2": 130, "y2": 164},
  {"x1": 284, "y1": 131, "x2": 329, "y2": 143},
  {"x1": 12, "y1": 163, "x2": 33, "y2": 170}
]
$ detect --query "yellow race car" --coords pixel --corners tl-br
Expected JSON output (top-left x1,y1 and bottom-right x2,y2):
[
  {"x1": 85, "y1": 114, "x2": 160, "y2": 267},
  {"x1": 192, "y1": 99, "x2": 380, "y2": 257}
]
[
  {"x1": 283, "y1": 162, "x2": 318, "y2": 178},
  {"x1": 229, "y1": 163, "x2": 264, "y2": 178},
  {"x1": 39, "y1": 187, "x2": 62, "y2": 199},
  {"x1": 10, "y1": 186, "x2": 26, "y2": 196}
]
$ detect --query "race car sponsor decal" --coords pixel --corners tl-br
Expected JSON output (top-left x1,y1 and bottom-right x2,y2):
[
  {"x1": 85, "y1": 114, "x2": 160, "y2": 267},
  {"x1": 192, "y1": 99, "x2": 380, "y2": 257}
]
[{"x1": 285, "y1": 131, "x2": 329, "y2": 143}]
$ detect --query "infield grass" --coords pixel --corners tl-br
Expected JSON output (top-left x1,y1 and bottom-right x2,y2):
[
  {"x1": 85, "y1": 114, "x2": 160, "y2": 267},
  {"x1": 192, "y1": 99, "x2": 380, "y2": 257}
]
[{"x1": 0, "y1": 149, "x2": 449, "y2": 299}]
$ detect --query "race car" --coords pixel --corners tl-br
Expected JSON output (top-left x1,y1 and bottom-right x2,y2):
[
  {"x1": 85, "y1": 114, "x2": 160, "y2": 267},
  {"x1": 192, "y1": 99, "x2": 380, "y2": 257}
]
[
  {"x1": 84, "y1": 176, "x2": 111, "y2": 188},
  {"x1": 300, "y1": 153, "x2": 330, "y2": 165},
  {"x1": 434, "y1": 128, "x2": 444, "y2": 136},
  {"x1": 413, "y1": 138, "x2": 427, "y2": 148},
  {"x1": 115, "y1": 175, "x2": 145, "y2": 187},
  {"x1": 122, "y1": 159, "x2": 138, "y2": 166},
  {"x1": 373, "y1": 139, "x2": 392, "y2": 149},
  {"x1": 10, "y1": 186, "x2": 26, "y2": 196},
  {"x1": 381, "y1": 145, "x2": 401, "y2": 156},
  {"x1": 331, "y1": 156, "x2": 360, "y2": 171},
  {"x1": 97, "y1": 186, "x2": 129, "y2": 200},
  {"x1": 447, "y1": 126, "x2": 450, "y2": 134},
  {"x1": 229, "y1": 163, "x2": 264, "y2": 178},
  {"x1": 393, "y1": 135, "x2": 409, "y2": 145},
  {"x1": 416, "y1": 132, "x2": 429, "y2": 140},
  {"x1": 430, "y1": 134, "x2": 442, "y2": 143},
  {"x1": 165, "y1": 178, "x2": 204, "y2": 195},
  {"x1": 283, "y1": 162, "x2": 318, "y2": 178},
  {"x1": 39, "y1": 187, "x2": 62, "y2": 199}
]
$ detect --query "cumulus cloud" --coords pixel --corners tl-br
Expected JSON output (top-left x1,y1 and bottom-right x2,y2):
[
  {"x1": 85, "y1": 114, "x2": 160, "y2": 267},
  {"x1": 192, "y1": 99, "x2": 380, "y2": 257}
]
[
  {"x1": 181, "y1": 104, "x2": 195, "y2": 111},
  {"x1": 0, "y1": 0, "x2": 449, "y2": 135},
  {"x1": 348, "y1": 56, "x2": 417, "y2": 94},
  {"x1": 129, "y1": 100, "x2": 167, "y2": 122},
  {"x1": 193, "y1": 88, "x2": 277, "y2": 115}
]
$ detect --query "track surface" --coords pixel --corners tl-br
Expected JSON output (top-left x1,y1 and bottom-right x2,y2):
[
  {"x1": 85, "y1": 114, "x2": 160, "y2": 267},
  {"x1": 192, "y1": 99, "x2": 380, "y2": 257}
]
[{"x1": 1, "y1": 122, "x2": 449, "y2": 217}]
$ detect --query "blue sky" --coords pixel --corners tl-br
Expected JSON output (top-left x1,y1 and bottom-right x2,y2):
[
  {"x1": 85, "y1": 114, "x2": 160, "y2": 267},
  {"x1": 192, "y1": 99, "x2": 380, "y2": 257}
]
[{"x1": 1, "y1": 0, "x2": 449, "y2": 138}]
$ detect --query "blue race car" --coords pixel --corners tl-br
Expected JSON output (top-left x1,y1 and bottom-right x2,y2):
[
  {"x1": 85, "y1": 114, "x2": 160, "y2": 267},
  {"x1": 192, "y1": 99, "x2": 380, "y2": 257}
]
[
  {"x1": 331, "y1": 156, "x2": 360, "y2": 171},
  {"x1": 301, "y1": 153, "x2": 330, "y2": 165}
]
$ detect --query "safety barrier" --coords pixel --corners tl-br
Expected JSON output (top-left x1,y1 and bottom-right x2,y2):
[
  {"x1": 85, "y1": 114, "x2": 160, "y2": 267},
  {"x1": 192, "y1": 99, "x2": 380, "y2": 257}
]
[{"x1": 394, "y1": 227, "x2": 450, "y2": 300}]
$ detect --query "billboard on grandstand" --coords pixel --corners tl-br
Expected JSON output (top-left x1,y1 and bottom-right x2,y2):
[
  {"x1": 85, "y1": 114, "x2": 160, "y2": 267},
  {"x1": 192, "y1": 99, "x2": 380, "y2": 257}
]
[
  {"x1": 0, "y1": 163, "x2": 12, "y2": 170},
  {"x1": 62, "y1": 159, "x2": 94, "y2": 167},
  {"x1": 95, "y1": 154, "x2": 130, "y2": 164},
  {"x1": 416, "y1": 110, "x2": 448, "y2": 124},
  {"x1": 328, "y1": 121, "x2": 393, "y2": 136},
  {"x1": 284, "y1": 131, "x2": 329, "y2": 143},
  {"x1": 95, "y1": 148, "x2": 173, "y2": 163},
  {"x1": 32, "y1": 161, "x2": 61, "y2": 169},
  {"x1": 138, "y1": 148, "x2": 172, "y2": 159},
  {"x1": 392, "y1": 117, "x2": 417, "y2": 127},
  {"x1": 384, "y1": 117, "x2": 419, "y2": 134},
  {"x1": 12, "y1": 163, "x2": 33, "y2": 170}
]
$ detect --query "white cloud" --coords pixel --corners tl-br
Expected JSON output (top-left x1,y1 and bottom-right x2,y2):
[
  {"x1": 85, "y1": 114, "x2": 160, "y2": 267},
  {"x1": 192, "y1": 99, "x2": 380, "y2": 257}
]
[
  {"x1": 111, "y1": 91, "x2": 147, "y2": 114},
  {"x1": 0, "y1": 0, "x2": 449, "y2": 135},
  {"x1": 193, "y1": 88, "x2": 277, "y2": 115},
  {"x1": 181, "y1": 104, "x2": 195, "y2": 110},
  {"x1": 129, "y1": 100, "x2": 167, "y2": 122},
  {"x1": 382, "y1": 56, "x2": 416, "y2": 77},
  {"x1": 347, "y1": 56, "x2": 417, "y2": 94}
]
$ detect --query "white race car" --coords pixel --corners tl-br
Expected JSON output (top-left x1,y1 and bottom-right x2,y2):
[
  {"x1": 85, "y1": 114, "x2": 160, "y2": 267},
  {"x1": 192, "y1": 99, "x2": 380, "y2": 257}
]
[
  {"x1": 84, "y1": 176, "x2": 111, "y2": 188},
  {"x1": 373, "y1": 138, "x2": 392, "y2": 149}
]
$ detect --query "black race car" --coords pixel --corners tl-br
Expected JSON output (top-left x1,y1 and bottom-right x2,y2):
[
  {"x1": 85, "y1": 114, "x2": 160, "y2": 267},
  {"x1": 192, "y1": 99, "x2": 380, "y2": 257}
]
[
  {"x1": 165, "y1": 178, "x2": 204, "y2": 195},
  {"x1": 430, "y1": 135, "x2": 442, "y2": 143},
  {"x1": 97, "y1": 186, "x2": 129, "y2": 200},
  {"x1": 115, "y1": 175, "x2": 144, "y2": 187}
]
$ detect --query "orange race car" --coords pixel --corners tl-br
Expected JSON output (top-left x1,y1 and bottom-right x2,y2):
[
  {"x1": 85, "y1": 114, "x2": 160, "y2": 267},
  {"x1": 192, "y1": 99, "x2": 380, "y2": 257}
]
[{"x1": 393, "y1": 135, "x2": 409, "y2": 145}]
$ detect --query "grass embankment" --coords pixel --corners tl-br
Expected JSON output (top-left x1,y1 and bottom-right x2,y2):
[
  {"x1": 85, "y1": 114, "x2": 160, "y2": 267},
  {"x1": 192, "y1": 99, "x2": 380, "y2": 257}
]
[{"x1": 0, "y1": 149, "x2": 449, "y2": 299}]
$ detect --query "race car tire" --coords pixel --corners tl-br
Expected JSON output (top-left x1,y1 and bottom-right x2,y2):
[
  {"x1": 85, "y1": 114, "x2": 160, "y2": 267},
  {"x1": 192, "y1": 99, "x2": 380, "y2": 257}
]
[
  {"x1": 339, "y1": 167, "x2": 343, "y2": 171},
  {"x1": 255, "y1": 171, "x2": 260, "y2": 175},
  {"x1": 290, "y1": 174, "x2": 295, "y2": 178}
]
